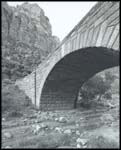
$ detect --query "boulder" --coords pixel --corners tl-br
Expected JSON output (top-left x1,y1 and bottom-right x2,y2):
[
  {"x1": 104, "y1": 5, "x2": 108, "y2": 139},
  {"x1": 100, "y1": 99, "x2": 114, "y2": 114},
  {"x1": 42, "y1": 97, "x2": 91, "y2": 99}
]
[
  {"x1": 76, "y1": 138, "x2": 88, "y2": 145},
  {"x1": 55, "y1": 127, "x2": 63, "y2": 133},
  {"x1": 33, "y1": 124, "x2": 41, "y2": 134},
  {"x1": 76, "y1": 143, "x2": 81, "y2": 148},
  {"x1": 76, "y1": 130, "x2": 80, "y2": 135},
  {"x1": 59, "y1": 117, "x2": 67, "y2": 123},
  {"x1": 40, "y1": 123, "x2": 48, "y2": 129},
  {"x1": 71, "y1": 129, "x2": 76, "y2": 134},
  {"x1": 63, "y1": 129, "x2": 71, "y2": 135},
  {"x1": 23, "y1": 118, "x2": 28, "y2": 122},
  {"x1": 4, "y1": 132, "x2": 13, "y2": 139},
  {"x1": 55, "y1": 118, "x2": 59, "y2": 121},
  {"x1": 2, "y1": 118, "x2": 6, "y2": 121},
  {"x1": 75, "y1": 123, "x2": 79, "y2": 128}
]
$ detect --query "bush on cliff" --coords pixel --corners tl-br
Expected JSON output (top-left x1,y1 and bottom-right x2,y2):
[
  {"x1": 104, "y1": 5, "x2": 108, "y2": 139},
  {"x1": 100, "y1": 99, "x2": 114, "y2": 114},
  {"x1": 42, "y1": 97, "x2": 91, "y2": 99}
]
[{"x1": 2, "y1": 79, "x2": 32, "y2": 115}]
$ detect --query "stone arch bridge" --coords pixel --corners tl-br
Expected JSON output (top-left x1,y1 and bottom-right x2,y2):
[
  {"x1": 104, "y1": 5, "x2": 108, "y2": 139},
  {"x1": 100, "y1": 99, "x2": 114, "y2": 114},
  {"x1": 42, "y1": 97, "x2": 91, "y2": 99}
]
[{"x1": 16, "y1": 2, "x2": 119, "y2": 111}]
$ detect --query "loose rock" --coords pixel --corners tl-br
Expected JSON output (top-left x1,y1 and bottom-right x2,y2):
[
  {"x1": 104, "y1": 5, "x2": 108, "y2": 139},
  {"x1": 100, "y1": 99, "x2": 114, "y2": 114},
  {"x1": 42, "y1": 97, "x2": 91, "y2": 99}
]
[
  {"x1": 4, "y1": 132, "x2": 13, "y2": 139},
  {"x1": 23, "y1": 118, "x2": 28, "y2": 122},
  {"x1": 63, "y1": 129, "x2": 71, "y2": 135},
  {"x1": 38, "y1": 111, "x2": 41, "y2": 114},
  {"x1": 76, "y1": 138, "x2": 82, "y2": 143},
  {"x1": 32, "y1": 124, "x2": 41, "y2": 134},
  {"x1": 59, "y1": 117, "x2": 67, "y2": 123},
  {"x1": 71, "y1": 129, "x2": 76, "y2": 134},
  {"x1": 5, "y1": 146, "x2": 12, "y2": 148},
  {"x1": 40, "y1": 123, "x2": 48, "y2": 129},
  {"x1": 55, "y1": 118, "x2": 59, "y2": 121},
  {"x1": 76, "y1": 123, "x2": 79, "y2": 128},
  {"x1": 55, "y1": 127, "x2": 63, "y2": 133},
  {"x1": 76, "y1": 130, "x2": 80, "y2": 135},
  {"x1": 76, "y1": 143, "x2": 81, "y2": 148},
  {"x1": 35, "y1": 120, "x2": 40, "y2": 123},
  {"x1": 2, "y1": 118, "x2": 6, "y2": 121},
  {"x1": 76, "y1": 138, "x2": 87, "y2": 145}
]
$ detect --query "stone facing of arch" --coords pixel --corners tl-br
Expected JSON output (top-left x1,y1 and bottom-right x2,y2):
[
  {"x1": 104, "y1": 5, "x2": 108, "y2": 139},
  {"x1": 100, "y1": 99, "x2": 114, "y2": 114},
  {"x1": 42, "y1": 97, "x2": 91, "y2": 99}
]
[{"x1": 15, "y1": 2, "x2": 119, "y2": 110}]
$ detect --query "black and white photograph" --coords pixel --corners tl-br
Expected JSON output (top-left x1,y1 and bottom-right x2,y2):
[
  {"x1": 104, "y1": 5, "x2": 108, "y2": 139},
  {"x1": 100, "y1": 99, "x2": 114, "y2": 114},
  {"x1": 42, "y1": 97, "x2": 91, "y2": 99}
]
[{"x1": 1, "y1": 1, "x2": 120, "y2": 149}]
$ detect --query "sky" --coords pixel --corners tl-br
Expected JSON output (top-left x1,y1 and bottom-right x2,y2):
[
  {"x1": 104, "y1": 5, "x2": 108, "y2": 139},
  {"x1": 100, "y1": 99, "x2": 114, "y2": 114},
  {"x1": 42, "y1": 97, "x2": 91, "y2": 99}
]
[{"x1": 7, "y1": 2, "x2": 97, "y2": 41}]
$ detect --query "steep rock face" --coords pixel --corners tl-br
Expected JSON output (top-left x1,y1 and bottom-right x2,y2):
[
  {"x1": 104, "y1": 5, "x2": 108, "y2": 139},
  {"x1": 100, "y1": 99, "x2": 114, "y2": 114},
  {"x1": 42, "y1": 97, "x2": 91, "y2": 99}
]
[
  {"x1": 2, "y1": 2, "x2": 60, "y2": 52},
  {"x1": 2, "y1": 2, "x2": 13, "y2": 43},
  {"x1": 2, "y1": 2, "x2": 60, "y2": 80}
]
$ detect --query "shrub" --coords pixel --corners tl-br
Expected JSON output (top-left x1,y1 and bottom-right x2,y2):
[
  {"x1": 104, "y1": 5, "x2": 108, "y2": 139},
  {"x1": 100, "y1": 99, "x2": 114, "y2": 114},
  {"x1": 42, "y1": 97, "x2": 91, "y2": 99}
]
[
  {"x1": 79, "y1": 71, "x2": 115, "y2": 108},
  {"x1": 2, "y1": 81, "x2": 32, "y2": 114},
  {"x1": 2, "y1": 78, "x2": 14, "y2": 87},
  {"x1": 104, "y1": 92, "x2": 112, "y2": 99},
  {"x1": 105, "y1": 71, "x2": 115, "y2": 83},
  {"x1": 7, "y1": 110, "x2": 23, "y2": 118}
]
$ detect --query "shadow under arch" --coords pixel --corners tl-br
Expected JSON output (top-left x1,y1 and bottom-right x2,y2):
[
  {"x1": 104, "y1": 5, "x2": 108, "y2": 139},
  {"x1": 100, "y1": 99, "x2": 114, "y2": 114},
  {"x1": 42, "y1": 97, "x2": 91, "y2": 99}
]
[{"x1": 40, "y1": 47, "x2": 119, "y2": 111}]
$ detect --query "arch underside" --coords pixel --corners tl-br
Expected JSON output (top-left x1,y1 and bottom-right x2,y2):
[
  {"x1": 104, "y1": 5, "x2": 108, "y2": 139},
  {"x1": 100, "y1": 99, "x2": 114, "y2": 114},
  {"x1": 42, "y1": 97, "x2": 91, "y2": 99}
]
[{"x1": 40, "y1": 47, "x2": 119, "y2": 111}]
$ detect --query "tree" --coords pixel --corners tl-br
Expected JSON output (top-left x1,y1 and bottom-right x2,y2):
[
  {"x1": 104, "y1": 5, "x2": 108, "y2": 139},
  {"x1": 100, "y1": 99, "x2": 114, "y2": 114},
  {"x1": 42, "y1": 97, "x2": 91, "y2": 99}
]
[{"x1": 79, "y1": 72, "x2": 115, "y2": 108}]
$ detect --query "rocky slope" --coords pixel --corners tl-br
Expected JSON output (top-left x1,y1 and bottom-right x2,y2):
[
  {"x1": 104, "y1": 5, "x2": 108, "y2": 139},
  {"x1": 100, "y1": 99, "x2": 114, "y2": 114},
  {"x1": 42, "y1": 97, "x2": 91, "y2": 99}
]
[
  {"x1": 2, "y1": 107, "x2": 119, "y2": 148},
  {"x1": 2, "y1": 2, "x2": 60, "y2": 80}
]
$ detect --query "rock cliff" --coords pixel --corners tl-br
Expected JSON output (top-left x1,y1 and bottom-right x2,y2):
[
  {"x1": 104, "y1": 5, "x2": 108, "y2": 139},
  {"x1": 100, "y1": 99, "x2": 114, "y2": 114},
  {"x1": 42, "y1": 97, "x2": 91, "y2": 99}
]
[{"x1": 2, "y1": 2, "x2": 60, "y2": 80}]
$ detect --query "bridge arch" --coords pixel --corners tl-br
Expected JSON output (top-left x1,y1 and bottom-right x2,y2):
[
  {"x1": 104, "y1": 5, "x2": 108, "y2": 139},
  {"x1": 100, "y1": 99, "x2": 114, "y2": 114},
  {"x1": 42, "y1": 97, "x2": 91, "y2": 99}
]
[{"x1": 39, "y1": 47, "x2": 119, "y2": 110}]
